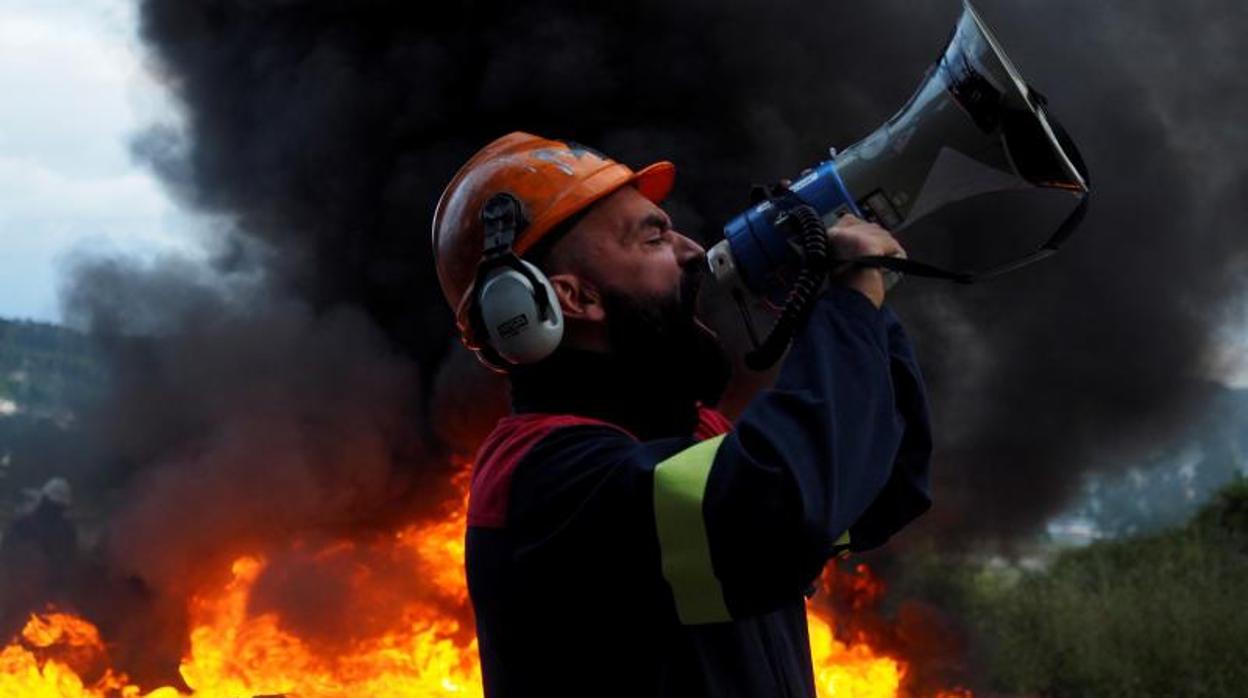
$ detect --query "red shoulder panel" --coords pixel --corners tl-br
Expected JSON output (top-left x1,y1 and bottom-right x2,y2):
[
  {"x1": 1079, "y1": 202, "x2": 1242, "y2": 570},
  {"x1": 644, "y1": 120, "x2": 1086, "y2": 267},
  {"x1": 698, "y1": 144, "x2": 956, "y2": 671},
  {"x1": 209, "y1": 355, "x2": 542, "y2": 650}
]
[
  {"x1": 695, "y1": 406, "x2": 734, "y2": 440},
  {"x1": 468, "y1": 414, "x2": 631, "y2": 528}
]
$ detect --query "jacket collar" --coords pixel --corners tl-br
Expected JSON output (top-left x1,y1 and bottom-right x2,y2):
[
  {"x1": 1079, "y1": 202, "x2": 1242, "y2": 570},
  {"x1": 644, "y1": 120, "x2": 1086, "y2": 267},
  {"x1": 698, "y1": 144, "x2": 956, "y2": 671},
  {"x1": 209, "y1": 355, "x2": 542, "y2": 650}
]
[{"x1": 508, "y1": 348, "x2": 700, "y2": 441}]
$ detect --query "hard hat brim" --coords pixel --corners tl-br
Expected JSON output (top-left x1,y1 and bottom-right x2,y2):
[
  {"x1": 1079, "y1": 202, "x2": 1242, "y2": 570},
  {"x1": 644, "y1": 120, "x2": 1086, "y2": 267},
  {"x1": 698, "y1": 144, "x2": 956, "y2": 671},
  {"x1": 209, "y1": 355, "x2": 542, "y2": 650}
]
[{"x1": 629, "y1": 161, "x2": 676, "y2": 205}]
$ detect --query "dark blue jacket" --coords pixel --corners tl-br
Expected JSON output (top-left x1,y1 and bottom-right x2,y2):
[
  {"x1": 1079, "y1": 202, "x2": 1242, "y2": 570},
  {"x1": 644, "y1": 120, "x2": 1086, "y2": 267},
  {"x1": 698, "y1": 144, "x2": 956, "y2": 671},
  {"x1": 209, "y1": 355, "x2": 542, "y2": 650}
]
[{"x1": 465, "y1": 288, "x2": 932, "y2": 697}]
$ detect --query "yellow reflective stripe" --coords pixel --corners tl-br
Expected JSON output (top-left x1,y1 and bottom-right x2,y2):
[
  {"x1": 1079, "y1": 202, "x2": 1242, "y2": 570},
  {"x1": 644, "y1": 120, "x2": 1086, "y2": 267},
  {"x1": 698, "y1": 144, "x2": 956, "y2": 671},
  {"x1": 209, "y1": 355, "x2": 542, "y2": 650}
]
[
  {"x1": 833, "y1": 530, "x2": 852, "y2": 559},
  {"x1": 653, "y1": 434, "x2": 731, "y2": 625}
]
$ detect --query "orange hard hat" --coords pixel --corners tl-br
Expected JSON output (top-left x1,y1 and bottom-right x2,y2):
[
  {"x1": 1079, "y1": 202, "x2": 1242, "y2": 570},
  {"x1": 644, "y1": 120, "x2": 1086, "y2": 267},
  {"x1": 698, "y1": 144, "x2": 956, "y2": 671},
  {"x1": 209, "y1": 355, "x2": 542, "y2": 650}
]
[{"x1": 432, "y1": 131, "x2": 675, "y2": 344}]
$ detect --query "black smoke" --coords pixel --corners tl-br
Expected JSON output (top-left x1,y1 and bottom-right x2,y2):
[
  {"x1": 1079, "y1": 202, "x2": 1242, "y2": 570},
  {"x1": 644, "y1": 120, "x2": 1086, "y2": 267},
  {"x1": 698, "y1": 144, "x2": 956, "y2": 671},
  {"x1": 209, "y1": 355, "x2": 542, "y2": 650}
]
[
  {"x1": 121, "y1": 0, "x2": 1247, "y2": 538},
  {"x1": 10, "y1": 0, "x2": 1246, "y2": 678}
]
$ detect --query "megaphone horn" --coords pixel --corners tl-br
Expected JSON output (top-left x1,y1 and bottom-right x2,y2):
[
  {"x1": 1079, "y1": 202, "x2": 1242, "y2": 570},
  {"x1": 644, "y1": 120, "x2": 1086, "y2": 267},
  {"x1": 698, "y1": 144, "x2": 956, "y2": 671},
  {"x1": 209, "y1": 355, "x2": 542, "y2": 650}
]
[
  {"x1": 709, "y1": 0, "x2": 1091, "y2": 369},
  {"x1": 834, "y1": 0, "x2": 1088, "y2": 228}
]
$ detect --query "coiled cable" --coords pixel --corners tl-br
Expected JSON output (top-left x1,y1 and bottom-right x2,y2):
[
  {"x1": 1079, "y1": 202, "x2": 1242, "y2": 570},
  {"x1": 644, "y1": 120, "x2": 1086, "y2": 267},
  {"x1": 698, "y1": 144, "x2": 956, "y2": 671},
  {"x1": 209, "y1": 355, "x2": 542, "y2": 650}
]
[{"x1": 744, "y1": 200, "x2": 830, "y2": 371}]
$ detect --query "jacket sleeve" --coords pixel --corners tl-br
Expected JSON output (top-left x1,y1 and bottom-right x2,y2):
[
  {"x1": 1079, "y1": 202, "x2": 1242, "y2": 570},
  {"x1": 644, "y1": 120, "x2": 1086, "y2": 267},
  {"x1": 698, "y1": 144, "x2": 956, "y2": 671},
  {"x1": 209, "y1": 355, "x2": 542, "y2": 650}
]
[{"x1": 507, "y1": 287, "x2": 932, "y2": 625}]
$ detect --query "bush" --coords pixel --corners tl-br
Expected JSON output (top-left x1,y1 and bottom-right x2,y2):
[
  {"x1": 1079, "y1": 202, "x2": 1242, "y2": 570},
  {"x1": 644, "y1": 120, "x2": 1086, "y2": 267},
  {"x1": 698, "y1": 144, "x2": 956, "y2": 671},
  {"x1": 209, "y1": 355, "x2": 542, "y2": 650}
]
[{"x1": 960, "y1": 478, "x2": 1248, "y2": 697}]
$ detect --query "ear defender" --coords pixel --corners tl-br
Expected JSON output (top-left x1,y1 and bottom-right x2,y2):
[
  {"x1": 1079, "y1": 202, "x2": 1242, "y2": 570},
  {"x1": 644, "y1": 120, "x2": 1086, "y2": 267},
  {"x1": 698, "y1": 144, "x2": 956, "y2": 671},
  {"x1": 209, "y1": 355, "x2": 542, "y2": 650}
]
[{"x1": 470, "y1": 193, "x2": 564, "y2": 367}]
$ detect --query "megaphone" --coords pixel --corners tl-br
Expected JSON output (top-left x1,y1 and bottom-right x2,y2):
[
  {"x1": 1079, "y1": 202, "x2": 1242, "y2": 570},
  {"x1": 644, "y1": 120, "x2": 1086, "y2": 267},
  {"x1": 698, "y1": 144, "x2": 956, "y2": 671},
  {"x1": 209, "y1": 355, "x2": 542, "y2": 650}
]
[{"x1": 708, "y1": 1, "x2": 1091, "y2": 369}]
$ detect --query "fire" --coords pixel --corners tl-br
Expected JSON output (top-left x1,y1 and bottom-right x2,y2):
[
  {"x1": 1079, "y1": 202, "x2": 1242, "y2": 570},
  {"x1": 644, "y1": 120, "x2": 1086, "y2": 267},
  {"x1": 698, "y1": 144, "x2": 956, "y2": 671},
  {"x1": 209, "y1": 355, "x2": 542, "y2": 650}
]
[
  {"x1": 175, "y1": 555, "x2": 479, "y2": 697},
  {"x1": 805, "y1": 565, "x2": 904, "y2": 698},
  {"x1": 807, "y1": 613, "x2": 904, "y2": 698},
  {"x1": 1, "y1": 466, "x2": 966, "y2": 698},
  {"x1": 803, "y1": 564, "x2": 903, "y2": 694}
]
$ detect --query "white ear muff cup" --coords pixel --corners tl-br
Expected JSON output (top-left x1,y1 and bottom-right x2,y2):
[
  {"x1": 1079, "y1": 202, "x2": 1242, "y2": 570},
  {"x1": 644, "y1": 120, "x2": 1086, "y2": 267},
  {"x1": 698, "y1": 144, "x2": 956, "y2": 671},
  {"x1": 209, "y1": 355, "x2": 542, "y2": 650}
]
[{"x1": 477, "y1": 258, "x2": 564, "y2": 365}]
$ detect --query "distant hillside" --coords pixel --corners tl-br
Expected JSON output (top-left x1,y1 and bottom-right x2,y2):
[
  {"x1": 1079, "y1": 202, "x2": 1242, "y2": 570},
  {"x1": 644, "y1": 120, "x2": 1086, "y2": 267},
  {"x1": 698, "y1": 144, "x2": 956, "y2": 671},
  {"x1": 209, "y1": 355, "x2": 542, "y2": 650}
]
[{"x1": 0, "y1": 318, "x2": 104, "y2": 419}]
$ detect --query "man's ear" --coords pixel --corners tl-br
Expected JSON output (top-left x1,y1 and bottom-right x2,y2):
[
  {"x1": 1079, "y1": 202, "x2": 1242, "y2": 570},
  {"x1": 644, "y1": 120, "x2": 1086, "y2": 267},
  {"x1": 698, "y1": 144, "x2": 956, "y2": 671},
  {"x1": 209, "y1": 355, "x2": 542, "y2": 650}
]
[{"x1": 547, "y1": 273, "x2": 605, "y2": 323}]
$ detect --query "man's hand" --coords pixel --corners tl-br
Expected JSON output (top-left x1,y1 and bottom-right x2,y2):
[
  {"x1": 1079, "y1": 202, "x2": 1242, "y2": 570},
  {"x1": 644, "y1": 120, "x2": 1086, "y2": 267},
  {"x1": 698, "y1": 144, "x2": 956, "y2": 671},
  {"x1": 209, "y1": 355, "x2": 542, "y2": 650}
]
[{"x1": 827, "y1": 214, "x2": 905, "y2": 308}]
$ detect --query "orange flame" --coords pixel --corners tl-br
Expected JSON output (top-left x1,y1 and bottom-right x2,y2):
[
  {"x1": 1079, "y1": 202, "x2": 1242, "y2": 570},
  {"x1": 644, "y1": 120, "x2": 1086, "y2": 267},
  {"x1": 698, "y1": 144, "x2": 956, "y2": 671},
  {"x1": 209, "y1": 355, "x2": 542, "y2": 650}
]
[
  {"x1": 805, "y1": 564, "x2": 905, "y2": 698},
  {"x1": 0, "y1": 465, "x2": 968, "y2": 698}
]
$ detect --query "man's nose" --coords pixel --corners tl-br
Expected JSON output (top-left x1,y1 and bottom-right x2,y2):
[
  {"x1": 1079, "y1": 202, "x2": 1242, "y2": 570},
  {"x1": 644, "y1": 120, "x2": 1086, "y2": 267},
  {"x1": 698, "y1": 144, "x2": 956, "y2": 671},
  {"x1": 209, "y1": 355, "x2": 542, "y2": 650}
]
[{"x1": 673, "y1": 232, "x2": 706, "y2": 268}]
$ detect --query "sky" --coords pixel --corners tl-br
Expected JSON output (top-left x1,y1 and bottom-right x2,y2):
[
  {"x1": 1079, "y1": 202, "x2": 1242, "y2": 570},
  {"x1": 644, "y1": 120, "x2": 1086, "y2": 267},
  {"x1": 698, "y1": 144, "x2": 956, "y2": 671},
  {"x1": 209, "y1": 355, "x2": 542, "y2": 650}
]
[{"x1": 0, "y1": 0, "x2": 201, "y2": 323}]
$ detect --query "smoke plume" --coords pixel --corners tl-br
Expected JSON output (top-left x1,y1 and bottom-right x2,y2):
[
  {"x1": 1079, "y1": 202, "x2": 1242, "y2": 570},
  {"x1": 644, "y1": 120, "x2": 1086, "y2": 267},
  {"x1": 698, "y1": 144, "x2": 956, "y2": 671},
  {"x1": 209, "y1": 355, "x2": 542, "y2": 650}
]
[{"x1": 121, "y1": 0, "x2": 1247, "y2": 538}]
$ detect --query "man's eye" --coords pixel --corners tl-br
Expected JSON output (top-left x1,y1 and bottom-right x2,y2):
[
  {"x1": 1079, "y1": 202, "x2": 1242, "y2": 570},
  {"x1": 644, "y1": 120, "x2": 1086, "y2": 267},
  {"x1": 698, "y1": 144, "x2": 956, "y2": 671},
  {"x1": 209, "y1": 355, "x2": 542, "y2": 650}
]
[{"x1": 646, "y1": 236, "x2": 665, "y2": 246}]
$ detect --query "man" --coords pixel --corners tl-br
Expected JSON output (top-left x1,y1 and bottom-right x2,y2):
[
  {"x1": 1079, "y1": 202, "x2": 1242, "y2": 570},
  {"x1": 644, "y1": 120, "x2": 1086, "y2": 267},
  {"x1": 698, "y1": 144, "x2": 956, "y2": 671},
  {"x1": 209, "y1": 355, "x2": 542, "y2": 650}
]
[{"x1": 432, "y1": 133, "x2": 931, "y2": 697}]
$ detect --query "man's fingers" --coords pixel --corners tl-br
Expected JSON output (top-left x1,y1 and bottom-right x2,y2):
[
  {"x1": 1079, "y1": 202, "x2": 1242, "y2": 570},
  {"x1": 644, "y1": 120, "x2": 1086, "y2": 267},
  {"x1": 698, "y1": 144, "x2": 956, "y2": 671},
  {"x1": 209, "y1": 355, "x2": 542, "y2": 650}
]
[
  {"x1": 833, "y1": 213, "x2": 863, "y2": 228},
  {"x1": 827, "y1": 218, "x2": 905, "y2": 260}
]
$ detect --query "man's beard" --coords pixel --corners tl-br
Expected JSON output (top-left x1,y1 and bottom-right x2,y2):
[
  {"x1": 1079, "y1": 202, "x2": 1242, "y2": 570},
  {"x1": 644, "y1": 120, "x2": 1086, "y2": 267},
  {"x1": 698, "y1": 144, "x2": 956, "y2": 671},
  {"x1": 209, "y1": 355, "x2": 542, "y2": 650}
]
[{"x1": 598, "y1": 267, "x2": 732, "y2": 407}]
